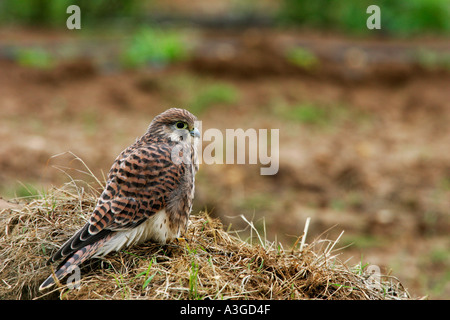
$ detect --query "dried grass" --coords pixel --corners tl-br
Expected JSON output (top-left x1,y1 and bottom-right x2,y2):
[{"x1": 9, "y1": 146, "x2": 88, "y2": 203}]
[{"x1": 0, "y1": 180, "x2": 411, "y2": 300}]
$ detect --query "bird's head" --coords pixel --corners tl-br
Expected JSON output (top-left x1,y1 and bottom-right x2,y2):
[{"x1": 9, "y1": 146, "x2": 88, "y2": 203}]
[{"x1": 148, "y1": 108, "x2": 200, "y2": 144}]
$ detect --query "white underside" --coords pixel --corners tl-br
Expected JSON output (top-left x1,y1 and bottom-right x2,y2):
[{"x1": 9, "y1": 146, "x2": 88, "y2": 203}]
[{"x1": 93, "y1": 209, "x2": 177, "y2": 258}]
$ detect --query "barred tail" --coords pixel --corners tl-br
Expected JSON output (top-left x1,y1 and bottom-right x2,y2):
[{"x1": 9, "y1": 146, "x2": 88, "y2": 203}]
[{"x1": 39, "y1": 233, "x2": 113, "y2": 291}]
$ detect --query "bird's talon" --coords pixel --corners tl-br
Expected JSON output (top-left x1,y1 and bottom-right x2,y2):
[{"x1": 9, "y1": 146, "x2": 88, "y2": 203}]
[{"x1": 175, "y1": 237, "x2": 187, "y2": 245}]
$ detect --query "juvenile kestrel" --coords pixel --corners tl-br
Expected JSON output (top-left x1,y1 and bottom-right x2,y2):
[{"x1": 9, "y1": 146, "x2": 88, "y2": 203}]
[{"x1": 39, "y1": 108, "x2": 200, "y2": 290}]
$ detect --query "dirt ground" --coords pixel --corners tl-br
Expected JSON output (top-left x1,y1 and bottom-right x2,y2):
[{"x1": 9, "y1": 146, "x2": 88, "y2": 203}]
[{"x1": 0, "y1": 27, "x2": 449, "y2": 299}]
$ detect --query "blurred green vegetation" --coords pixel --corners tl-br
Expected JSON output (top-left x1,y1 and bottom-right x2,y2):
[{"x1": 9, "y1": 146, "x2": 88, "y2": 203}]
[
  {"x1": 189, "y1": 83, "x2": 239, "y2": 115},
  {"x1": 156, "y1": 73, "x2": 240, "y2": 115},
  {"x1": 278, "y1": 0, "x2": 450, "y2": 36},
  {"x1": 415, "y1": 49, "x2": 450, "y2": 71},
  {"x1": 120, "y1": 28, "x2": 189, "y2": 69},
  {"x1": 16, "y1": 48, "x2": 54, "y2": 69},
  {"x1": 0, "y1": 0, "x2": 143, "y2": 27},
  {"x1": 285, "y1": 47, "x2": 319, "y2": 70},
  {"x1": 1, "y1": 0, "x2": 448, "y2": 37},
  {"x1": 6, "y1": 182, "x2": 41, "y2": 199},
  {"x1": 274, "y1": 103, "x2": 351, "y2": 128},
  {"x1": 342, "y1": 234, "x2": 387, "y2": 249},
  {"x1": 288, "y1": 104, "x2": 330, "y2": 126}
]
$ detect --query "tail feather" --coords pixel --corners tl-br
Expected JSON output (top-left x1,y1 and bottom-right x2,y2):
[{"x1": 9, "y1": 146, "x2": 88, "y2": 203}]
[
  {"x1": 39, "y1": 233, "x2": 113, "y2": 291},
  {"x1": 47, "y1": 225, "x2": 112, "y2": 265}
]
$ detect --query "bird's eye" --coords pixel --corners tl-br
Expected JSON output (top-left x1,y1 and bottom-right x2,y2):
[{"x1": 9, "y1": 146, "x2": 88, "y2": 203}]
[{"x1": 175, "y1": 121, "x2": 187, "y2": 129}]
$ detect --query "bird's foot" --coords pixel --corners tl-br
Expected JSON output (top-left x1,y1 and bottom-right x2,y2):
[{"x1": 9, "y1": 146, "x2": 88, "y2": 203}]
[{"x1": 174, "y1": 237, "x2": 187, "y2": 245}]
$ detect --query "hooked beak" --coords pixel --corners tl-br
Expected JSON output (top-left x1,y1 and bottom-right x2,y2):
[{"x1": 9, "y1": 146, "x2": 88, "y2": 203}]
[{"x1": 190, "y1": 127, "x2": 200, "y2": 138}]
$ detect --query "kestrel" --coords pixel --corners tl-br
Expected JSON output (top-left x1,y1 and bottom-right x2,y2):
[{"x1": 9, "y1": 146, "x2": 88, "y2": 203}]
[{"x1": 39, "y1": 108, "x2": 200, "y2": 290}]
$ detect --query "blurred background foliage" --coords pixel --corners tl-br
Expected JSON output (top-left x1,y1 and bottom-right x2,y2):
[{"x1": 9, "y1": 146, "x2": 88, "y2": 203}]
[
  {"x1": 0, "y1": 0, "x2": 144, "y2": 27},
  {"x1": 120, "y1": 28, "x2": 188, "y2": 68},
  {"x1": 0, "y1": 0, "x2": 449, "y2": 36},
  {"x1": 279, "y1": 0, "x2": 450, "y2": 36}
]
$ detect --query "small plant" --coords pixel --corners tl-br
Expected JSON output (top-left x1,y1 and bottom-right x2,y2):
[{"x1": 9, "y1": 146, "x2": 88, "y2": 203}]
[
  {"x1": 188, "y1": 259, "x2": 200, "y2": 299},
  {"x1": 185, "y1": 243, "x2": 202, "y2": 299},
  {"x1": 353, "y1": 257, "x2": 371, "y2": 276},
  {"x1": 112, "y1": 273, "x2": 130, "y2": 299},
  {"x1": 134, "y1": 257, "x2": 158, "y2": 290}
]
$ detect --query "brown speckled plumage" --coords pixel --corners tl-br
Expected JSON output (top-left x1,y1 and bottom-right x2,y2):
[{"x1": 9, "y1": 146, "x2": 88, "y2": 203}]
[{"x1": 40, "y1": 108, "x2": 199, "y2": 290}]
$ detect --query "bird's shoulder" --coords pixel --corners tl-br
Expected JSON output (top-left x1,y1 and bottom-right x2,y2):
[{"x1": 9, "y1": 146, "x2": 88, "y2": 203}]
[
  {"x1": 112, "y1": 139, "x2": 176, "y2": 170},
  {"x1": 87, "y1": 140, "x2": 185, "y2": 232}
]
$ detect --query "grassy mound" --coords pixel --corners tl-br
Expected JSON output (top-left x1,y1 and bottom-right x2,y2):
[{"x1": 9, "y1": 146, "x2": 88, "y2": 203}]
[{"x1": 0, "y1": 181, "x2": 411, "y2": 300}]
